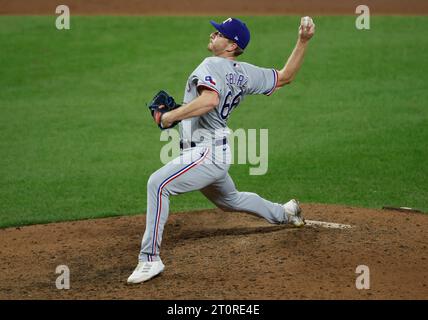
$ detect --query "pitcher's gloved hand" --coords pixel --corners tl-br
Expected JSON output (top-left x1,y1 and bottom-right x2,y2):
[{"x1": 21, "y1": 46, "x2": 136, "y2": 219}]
[{"x1": 148, "y1": 90, "x2": 181, "y2": 130}]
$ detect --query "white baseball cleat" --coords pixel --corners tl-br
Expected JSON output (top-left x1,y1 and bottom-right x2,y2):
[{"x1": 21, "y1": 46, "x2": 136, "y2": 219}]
[
  {"x1": 283, "y1": 199, "x2": 305, "y2": 227},
  {"x1": 127, "y1": 260, "x2": 165, "y2": 284}
]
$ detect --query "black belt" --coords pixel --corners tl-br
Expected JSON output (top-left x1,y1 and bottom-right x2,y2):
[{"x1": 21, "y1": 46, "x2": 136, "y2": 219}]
[
  {"x1": 179, "y1": 141, "x2": 196, "y2": 149},
  {"x1": 180, "y1": 138, "x2": 227, "y2": 150}
]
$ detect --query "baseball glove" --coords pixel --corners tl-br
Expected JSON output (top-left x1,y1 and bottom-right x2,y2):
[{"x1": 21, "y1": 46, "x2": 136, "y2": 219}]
[{"x1": 148, "y1": 90, "x2": 181, "y2": 130}]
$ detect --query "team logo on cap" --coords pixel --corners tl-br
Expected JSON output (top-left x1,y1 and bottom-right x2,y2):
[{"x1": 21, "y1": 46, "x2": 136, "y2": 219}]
[{"x1": 223, "y1": 18, "x2": 232, "y2": 24}]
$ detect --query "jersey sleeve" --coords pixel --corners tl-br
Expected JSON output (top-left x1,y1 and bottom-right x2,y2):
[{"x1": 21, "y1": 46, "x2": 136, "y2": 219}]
[
  {"x1": 243, "y1": 63, "x2": 279, "y2": 96},
  {"x1": 190, "y1": 59, "x2": 221, "y2": 95}
]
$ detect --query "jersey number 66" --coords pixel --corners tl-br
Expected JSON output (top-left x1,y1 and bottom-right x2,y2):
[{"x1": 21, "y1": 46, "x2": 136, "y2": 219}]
[{"x1": 220, "y1": 91, "x2": 243, "y2": 120}]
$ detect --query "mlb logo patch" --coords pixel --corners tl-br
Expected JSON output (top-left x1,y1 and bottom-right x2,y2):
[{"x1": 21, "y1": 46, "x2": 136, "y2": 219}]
[{"x1": 205, "y1": 75, "x2": 216, "y2": 86}]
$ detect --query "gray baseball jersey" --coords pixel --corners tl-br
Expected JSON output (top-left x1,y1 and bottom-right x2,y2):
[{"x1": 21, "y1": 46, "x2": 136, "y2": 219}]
[
  {"x1": 180, "y1": 56, "x2": 278, "y2": 146},
  {"x1": 138, "y1": 56, "x2": 288, "y2": 263}
]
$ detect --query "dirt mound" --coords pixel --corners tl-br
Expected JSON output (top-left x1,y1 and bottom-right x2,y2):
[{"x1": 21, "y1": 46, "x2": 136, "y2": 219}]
[
  {"x1": 1, "y1": 0, "x2": 427, "y2": 15},
  {"x1": 1, "y1": 203, "x2": 427, "y2": 299}
]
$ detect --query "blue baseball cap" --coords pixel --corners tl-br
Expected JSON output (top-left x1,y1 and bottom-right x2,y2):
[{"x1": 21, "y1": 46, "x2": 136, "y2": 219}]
[{"x1": 210, "y1": 17, "x2": 251, "y2": 50}]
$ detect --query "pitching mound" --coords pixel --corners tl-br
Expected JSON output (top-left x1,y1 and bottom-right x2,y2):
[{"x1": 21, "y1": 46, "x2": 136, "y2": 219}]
[{"x1": 0, "y1": 204, "x2": 427, "y2": 299}]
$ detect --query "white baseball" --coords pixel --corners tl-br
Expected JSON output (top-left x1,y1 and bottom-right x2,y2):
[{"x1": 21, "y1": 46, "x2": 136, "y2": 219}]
[{"x1": 302, "y1": 16, "x2": 312, "y2": 28}]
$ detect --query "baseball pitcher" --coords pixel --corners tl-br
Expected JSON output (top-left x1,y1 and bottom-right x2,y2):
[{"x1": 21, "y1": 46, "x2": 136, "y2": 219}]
[{"x1": 128, "y1": 17, "x2": 316, "y2": 283}]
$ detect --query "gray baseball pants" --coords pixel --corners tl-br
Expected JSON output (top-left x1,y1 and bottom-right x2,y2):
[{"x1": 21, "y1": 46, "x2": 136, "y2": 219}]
[{"x1": 138, "y1": 145, "x2": 286, "y2": 262}]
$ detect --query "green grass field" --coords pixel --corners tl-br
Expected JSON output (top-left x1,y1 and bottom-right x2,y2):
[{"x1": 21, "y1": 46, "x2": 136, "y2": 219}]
[{"x1": 1, "y1": 16, "x2": 427, "y2": 228}]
